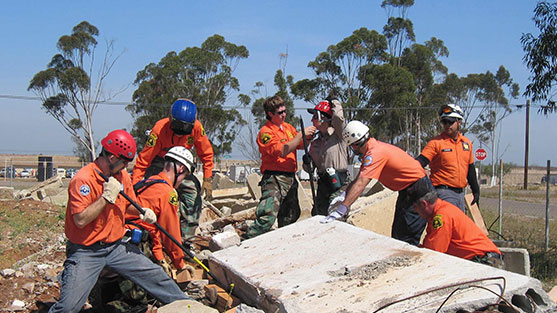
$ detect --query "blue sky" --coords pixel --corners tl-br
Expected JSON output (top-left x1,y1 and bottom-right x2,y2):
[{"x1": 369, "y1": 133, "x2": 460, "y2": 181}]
[{"x1": 0, "y1": 1, "x2": 555, "y2": 166}]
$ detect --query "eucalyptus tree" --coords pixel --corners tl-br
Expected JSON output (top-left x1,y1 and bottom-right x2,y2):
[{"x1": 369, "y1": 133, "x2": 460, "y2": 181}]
[
  {"x1": 381, "y1": 0, "x2": 415, "y2": 65},
  {"x1": 521, "y1": 1, "x2": 557, "y2": 114},
  {"x1": 290, "y1": 27, "x2": 389, "y2": 121},
  {"x1": 128, "y1": 35, "x2": 248, "y2": 157},
  {"x1": 28, "y1": 21, "x2": 122, "y2": 161}
]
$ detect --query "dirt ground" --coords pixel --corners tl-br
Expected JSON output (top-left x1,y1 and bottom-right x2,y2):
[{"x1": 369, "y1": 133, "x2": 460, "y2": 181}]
[{"x1": 0, "y1": 200, "x2": 66, "y2": 312}]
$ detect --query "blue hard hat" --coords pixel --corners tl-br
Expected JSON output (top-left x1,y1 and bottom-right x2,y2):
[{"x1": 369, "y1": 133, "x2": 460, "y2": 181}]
[{"x1": 171, "y1": 99, "x2": 197, "y2": 123}]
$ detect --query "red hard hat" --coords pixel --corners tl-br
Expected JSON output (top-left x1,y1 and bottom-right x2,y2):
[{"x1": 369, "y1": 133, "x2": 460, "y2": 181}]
[
  {"x1": 307, "y1": 100, "x2": 333, "y2": 118},
  {"x1": 101, "y1": 130, "x2": 137, "y2": 161}
]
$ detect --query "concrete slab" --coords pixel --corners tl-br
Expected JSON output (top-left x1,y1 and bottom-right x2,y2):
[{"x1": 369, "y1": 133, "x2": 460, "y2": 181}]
[
  {"x1": 499, "y1": 247, "x2": 531, "y2": 276},
  {"x1": 246, "y1": 173, "x2": 261, "y2": 200},
  {"x1": 209, "y1": 217, "x2": 555, "y2": 313}
]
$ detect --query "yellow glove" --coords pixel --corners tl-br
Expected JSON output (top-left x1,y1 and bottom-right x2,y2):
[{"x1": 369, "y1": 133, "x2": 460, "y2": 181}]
[
  {"x1": 202, "y1": 177, "x2": 213, "y2": 201},
  {"x1": 102, "y1": 177, "x2": 121, "y2": 204}
]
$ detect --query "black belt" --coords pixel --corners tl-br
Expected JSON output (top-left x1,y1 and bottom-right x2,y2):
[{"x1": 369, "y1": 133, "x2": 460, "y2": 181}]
[
  {"x1": 435, "y1": 185, "x2": 464, "y2": 193},
  {"x1": 264, "y1": 170, "x2": 295, "y2": 177}
]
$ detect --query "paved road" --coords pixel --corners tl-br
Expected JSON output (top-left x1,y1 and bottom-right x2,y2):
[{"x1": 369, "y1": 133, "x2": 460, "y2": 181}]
[{"x1": 481, "y1": 197, "x2": 556, "y2": 220}]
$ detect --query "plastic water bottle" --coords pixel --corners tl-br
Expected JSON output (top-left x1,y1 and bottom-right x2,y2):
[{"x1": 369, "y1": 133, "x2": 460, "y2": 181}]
[{"x1": 326, "y1": 168, "x2": 341, "y2": 190}]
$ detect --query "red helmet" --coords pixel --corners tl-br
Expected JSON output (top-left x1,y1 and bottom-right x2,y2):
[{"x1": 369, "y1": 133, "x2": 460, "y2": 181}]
[
  {"x1": 307, "y1": 100, "x2": 333, "y2": 118},
  {"x1": 101, "y1": 130, "x2": 137, "y2": 161}
]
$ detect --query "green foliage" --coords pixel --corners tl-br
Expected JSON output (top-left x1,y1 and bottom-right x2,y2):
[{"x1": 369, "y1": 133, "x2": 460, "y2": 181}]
[
  {"x1": 128, "y1": 35, "x2": 249, "y2": 157},
  {"x1": 521, "y1": 1, "x2": 557, "y2": 114},
  {"x1": 28, "y1": 21, "x2": 120, "y2": 161}
]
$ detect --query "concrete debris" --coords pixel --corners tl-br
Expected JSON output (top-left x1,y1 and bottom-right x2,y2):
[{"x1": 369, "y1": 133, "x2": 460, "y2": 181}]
[
  {"x1": 185, "y1": 279, "x2": 210, "y2": 300},
  {"x1": 212, "y1": 187, "x2": 249, "y2": 200},
  {"x1": 209, "y1": 229, "x2": 241, "y2": 252},
  {"x1": 234, "y1": 303, "x2": 265, "y2": 313},
  {"x1": 10, "y1": 299, "x2": 25, "y2": 310},
  {"x1": 1, "y1": 268, "x2": 16, "y2": 277},
  {"x1": 213, "y1": 173, "x2": 237, "y2": 189},
  {"x1": 197, "y1": 208, "x2": 256, "y2": 235},
  {"x1": 231, "y1": 199, "x2": 258, "y2": 214},
  {"x1": 22, "y1": 282, "x2": 35, "y2": 293},
  {"x1": 209, "y1": 216, "x2": 556, "y2": 313},
  {"x1": 246, "y1": 173, "x2": 261, "y2": 200},
  {"x1": 14, "y1": 176, "x2": 64, "y2": 201},
  {"x1": 0, "y1": 186, "x2": 15, "y2": 200},
  {"x1": 157, "y1": 299, "x2": 218, "y2": 313}
]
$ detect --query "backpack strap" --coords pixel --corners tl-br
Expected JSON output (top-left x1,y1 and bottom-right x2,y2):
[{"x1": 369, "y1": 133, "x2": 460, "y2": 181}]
[{"x1": 133, "y1": 178, "x2": 169, "y2": 195}]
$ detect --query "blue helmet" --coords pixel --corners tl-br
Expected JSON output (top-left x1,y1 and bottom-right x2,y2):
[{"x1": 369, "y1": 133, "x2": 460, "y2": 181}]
[{"x1": 171, "y1": 99, "x2": 197, "y2": 123}]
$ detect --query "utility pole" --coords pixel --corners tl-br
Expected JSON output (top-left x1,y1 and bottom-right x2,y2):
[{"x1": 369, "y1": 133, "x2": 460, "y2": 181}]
[{"x1": 523, "y1": 100, "x2": 530, "y2": 190}]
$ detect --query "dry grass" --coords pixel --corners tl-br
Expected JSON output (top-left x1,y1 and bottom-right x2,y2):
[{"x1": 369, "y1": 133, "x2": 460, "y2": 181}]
[{"x1": 480, "y1": 194, "x2": 557, "y2": 290}]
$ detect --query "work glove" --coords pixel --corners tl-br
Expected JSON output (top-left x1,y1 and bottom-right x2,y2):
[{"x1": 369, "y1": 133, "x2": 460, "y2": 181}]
[
  {"x1": 157, "y1": 259, "x2": 173, "y2": 278},
  {"x1": 329, "y1": 191, "x2": 346, "y2": 208},
  {"x1": 202, "y1": 177, "x2": 213, "y2": 201},
  {"x1": 471, "y1": 192, "x2": 480, "y2": 206},
  {"x1": 302, "y1": 153, "x2": 312, "y2": 166},
  {"x1": 102, "y1": 177, "x2": 121, "y2": 204},
  {"x1": 140, "y1": 208, "x2": 157, "y2": 224},
  {"x1": 330, "y1": 99, "x2": 341, "y2": 107},
  {"x1": 321, "y1": 204, "x2": 349, "y2": 224},
  {"x1": 177, "y1": 264, "x2": 195, "y2": 277}
]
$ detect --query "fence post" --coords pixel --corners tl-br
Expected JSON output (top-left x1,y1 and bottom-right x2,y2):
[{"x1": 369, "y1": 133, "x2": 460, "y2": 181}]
[
  {"x1": 545, "y1": 160, "x2": 551, "y2": 252},
  {"x1": 498, "y1": 159, "x2": 504, "y2": 235}
]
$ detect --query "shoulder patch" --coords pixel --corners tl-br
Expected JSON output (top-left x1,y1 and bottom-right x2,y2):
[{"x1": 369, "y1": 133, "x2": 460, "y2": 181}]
[
  {"x1": 146, "y1": 132, "x2": 158, "y2": 148},
  {"x1": 169, "y1": 190, "x2": 179, "y2": 207},
  {"x1": 200, "y1": 124, "x2": 206, "y2": 136},
  {"x1": 187, "y1": 136, "x2": 194, "y2": 146},
  {"x1": 260, "y1": 132, "x2": 272, "y2": 145},
  {"x1": 432, "y1": 214, "x2": 444, "y2": 229},
  {"x1": 79, "y1": 184, "x2": 91, "y2": 196},
  {"x1": 286, "y1": 130, "x2": 293, "y2": 139},
  {"x1": 363, "y1": 155, "x2": 373, "y2": 167},
  {"x1": 462, "y1": 142, "x2": 470, "y2": 151}
]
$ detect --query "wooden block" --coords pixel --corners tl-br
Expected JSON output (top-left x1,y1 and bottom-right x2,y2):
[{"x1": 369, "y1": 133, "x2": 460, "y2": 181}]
[
  {"x1": 465, "y1": 193, "x2": 489, "y2": 236},
  {"x1": 224, "y1": 307, "x2": 237, "y2": 313},
  {"x1": 175, "y1": 268, "x2": 192, "y2": 283}
]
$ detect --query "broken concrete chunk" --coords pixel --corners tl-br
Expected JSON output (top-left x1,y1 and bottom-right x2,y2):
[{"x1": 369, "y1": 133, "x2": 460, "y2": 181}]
[
  {"x1": 0, "y1": 186, "x2": 14, "y2": 200},
  {"x1": 1, "y1": 268, "x2": 16, "y2": 277},
  {"x1": 209, "y1": 231, "x2": 241, "y2": 252},
  {"x1": 213, "y1": 173, "x2": 237, "y2": 189},
  {"x1": 157, "y1": 299, "x2": 218, "y2": 313}
]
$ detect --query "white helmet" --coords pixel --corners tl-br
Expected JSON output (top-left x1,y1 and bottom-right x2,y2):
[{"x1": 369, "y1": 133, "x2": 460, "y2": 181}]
[
  {"x1": 165, "y1": 147, "x2": 195, "y2": 172},
  {"x1": 343, "y1": 121, "x2": 370, "y2": 146},
  {"x1": 439, "y1": 104, "x2": 463, "y2": 120}
]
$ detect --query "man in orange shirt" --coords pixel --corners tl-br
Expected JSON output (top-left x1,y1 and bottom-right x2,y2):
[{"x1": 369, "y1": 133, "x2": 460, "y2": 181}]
[
  {"x1": 48, "y1": 130, "x2": 189, "y2": 313},
  {"x1": 242, "y1": 95, "x2": 316, "y2": 239},
  {"x1": 409, "y1": 185, "x2": 503, "y2": 268},
  {"x1": 416, "y1": 104, "x2": 480, "y2": 212},
  {"x1": 132, "y1": 98, "x2": 214, "y2": 238},
  {"x1": 127, "y1": 146, "x2": 195, "y2": 277},
  {"x1": 323, "y1": 121, "x2": 432, "y2": 246}
]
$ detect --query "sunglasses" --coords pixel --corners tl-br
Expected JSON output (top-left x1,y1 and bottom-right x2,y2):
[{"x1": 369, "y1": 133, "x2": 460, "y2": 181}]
[
  {"x1": 441, "y1": 118, "x2": 457, "y2": 125},
  {"x1": 275, "y1": 109, "x2": 286, "y2": 115}
]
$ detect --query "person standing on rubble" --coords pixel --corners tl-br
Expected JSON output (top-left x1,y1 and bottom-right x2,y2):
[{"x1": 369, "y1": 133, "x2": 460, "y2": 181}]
[
  {"x1": 408, "y1": 184, "x2": 503, "y2": 268},
  {"x1": 303, "y1": 98, "x2": 350, "y2": 217},
  {"x1": 48, "y1": 130, "x2": 189, "y2": 313},
  {"x1": 322, "y1": 120, "x2": 432, "y2": 246},
  {"x1": 126, "y1": 146, "x2": 196, "y2": 278},
  {"x1": 242, "y1": 95, "x2": 316, "y2": 239},
  {"x1": 416, "y1": 104, "x2": 480, "y2": 213},
  {"x1": 132, "y1": 98, "x2": 214, "y2": 239}
]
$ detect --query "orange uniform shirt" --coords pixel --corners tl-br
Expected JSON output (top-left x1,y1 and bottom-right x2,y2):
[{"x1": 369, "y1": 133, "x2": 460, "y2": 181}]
[
  {"x1": 65, "y1": 162, "x2": 137, "y2": 246},
  {"x1": 359, "y1": 138, "x2": 426, "y2": 191},
  {"x1": 126, "y1": 172, "x2": 184, "y2": 269},
  {"x1": 420, "y1": 132, "x2": 474, "y2": 188},
  {"x1": 257, "y1": 121, "x2": 301, "y2": 174},
  {"x1": 132, "y1": 118, "x2": 214, "y2": 183},
  {"x1": 422, "y1": 199, "x2": 501, "y2": 260}
]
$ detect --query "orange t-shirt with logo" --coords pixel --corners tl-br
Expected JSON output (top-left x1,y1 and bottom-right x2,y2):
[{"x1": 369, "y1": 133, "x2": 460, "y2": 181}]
[
  {"x1": 420, "y1": 132, "x2": 474, "y2": 188},
  {"x1": 126, "y1": 172, "x2": 184, "y2": 269},
  {"x1": 422, "y1": 199, "x2": 501, "y2": 260},
  {"x1": 257, "y1": 121, "x2": 301, "y2": 174},
  {"x1": 358, "y1": 138, "x2": 426, "y2": 191},
  {"x1": 132, "y1": 117, "x2": 214, "y2": 183},
  {"x1": 65, "y1": 162, "x2": 137, "y2": 246}
]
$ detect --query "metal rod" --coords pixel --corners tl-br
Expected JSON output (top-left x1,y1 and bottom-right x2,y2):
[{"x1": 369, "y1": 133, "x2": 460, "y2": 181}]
[{"x1": 523, "y1": 100, "x2": 530, "y2": 190}]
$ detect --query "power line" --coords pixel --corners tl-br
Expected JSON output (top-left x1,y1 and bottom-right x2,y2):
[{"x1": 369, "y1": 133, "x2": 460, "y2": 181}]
[{"x1": 0, "y1": 94, "x2": 539, "y2": 111}]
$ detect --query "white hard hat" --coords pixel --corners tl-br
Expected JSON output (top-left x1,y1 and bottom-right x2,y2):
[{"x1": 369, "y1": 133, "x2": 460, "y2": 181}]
[
  {"x1": 165, "y1": 147, "x2": 195, "y2": 172},
  {"x1": 439, "y1": 104, "x2": 463, "y2": 120},
  {"x1": 343, "y1": 121, "x2": 370, "y2": 146}
]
